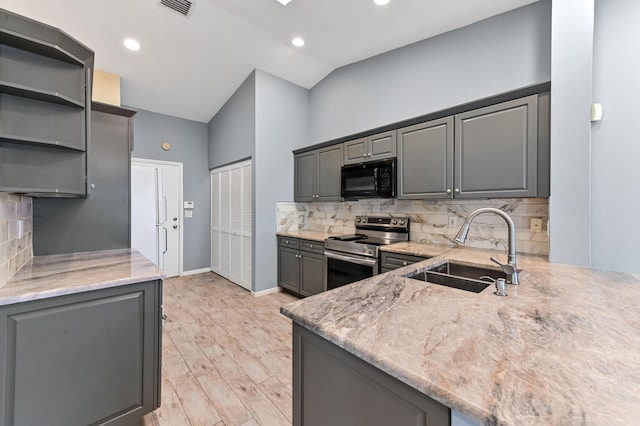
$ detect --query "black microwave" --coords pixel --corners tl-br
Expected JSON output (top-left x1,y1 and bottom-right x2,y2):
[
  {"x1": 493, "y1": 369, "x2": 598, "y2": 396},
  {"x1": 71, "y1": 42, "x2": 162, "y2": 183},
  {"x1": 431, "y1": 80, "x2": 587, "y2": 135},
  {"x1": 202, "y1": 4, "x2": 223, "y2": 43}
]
[{"x1": 341, "y1": 158, "x2": 396, "y2": 199}]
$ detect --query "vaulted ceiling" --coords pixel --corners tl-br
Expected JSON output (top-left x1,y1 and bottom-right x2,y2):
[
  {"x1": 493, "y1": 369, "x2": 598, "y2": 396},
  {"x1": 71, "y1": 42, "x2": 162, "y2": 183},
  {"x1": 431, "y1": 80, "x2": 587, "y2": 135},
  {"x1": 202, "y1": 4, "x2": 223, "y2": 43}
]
[{"x1": 1, "y1": 0, "x2": 538, "y2": 122}]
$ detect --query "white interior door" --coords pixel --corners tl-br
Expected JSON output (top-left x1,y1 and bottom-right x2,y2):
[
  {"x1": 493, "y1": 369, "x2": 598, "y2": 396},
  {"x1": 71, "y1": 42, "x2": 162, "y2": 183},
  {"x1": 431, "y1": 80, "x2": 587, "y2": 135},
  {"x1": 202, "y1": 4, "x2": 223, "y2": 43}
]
[
  {"x1": 132, "y1": 159, "x2": 183, "y2": 277},
  {"x1": 211, "y1": 159, "x2": 252, "y2": 290}
]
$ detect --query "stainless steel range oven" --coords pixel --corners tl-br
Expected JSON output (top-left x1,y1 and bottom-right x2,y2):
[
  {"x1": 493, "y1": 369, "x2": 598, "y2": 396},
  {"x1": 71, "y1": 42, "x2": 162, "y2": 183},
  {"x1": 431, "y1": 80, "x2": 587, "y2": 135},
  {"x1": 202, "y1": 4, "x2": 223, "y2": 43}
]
[{"x1": 324, "y1": 216, "x2": 410, "y2": 291}]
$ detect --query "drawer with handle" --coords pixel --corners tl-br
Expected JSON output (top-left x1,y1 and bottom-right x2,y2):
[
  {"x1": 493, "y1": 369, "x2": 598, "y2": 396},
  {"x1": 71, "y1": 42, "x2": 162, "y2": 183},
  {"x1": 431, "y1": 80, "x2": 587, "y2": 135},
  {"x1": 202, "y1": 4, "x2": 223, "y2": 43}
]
[
  {"x1": 300, "y1": 239, "x2": 324, "y2": 255},
  {"x1": 278, "y1": 237, "x2": 300, "y2": 249},
  {"x1": 381, "y1": 252, "x2": 428, "y2": 270}
]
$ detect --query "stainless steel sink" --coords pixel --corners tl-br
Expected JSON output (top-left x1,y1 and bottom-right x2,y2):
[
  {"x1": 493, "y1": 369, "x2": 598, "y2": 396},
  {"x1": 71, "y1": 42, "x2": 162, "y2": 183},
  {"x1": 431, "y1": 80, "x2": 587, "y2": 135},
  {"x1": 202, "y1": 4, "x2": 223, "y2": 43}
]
[
  {"x1": 428, "y1": 261, "x2": 506, "y2": 281},
  {"x1": 406, "y1": 262, "x2": 506, "y2": 293}
]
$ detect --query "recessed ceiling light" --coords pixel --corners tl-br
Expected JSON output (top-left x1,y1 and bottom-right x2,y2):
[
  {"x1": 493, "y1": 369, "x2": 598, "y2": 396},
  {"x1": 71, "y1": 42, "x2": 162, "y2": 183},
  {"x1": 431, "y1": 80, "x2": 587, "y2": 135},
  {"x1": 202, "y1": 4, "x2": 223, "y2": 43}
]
[
  {"x1": 374, "y1": 0, "x2": 390, "y2": 5},
  {"x1": 123, "y1": 38, "x2": 141, "y2": 51},
  {"x1": 276, "y1": 0, "x2": 293, "y2": 5},
  {"x1": 292, "y1": 37, "x2": 305, "y2": 47}
]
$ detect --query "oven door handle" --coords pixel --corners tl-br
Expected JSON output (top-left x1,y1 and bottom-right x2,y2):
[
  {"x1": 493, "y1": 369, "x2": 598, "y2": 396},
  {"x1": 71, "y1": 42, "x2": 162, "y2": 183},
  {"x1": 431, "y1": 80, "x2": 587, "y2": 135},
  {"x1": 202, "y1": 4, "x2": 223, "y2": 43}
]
[{"x1": 324, "y1": 251, "x2": 379, "y2": 267}]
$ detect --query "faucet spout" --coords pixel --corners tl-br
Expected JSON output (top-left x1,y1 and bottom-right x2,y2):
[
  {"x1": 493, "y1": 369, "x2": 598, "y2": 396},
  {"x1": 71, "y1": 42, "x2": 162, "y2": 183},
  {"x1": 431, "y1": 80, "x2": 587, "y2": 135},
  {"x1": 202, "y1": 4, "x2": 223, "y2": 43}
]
[{"x1": 454, "y1": 208, "x2": 520, "y2": 285}]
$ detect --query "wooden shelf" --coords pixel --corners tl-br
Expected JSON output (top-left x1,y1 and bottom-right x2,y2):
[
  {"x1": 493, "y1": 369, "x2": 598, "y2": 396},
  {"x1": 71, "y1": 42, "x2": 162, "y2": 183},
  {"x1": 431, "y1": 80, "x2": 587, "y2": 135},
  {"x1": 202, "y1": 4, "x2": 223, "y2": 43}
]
[{"x1": 0, "y1": 80, "x2": 84, "y2": 108}]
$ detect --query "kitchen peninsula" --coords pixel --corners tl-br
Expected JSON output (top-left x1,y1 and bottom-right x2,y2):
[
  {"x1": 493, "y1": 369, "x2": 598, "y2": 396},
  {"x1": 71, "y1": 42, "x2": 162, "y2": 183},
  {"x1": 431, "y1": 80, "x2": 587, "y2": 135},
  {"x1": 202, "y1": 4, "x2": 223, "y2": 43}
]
[
  {"x1": 281, "y1": 244, "x2": 640, "y2": 425},
  {"x1": 0, "y1": 249, "x2": 163, "y2": 426}
]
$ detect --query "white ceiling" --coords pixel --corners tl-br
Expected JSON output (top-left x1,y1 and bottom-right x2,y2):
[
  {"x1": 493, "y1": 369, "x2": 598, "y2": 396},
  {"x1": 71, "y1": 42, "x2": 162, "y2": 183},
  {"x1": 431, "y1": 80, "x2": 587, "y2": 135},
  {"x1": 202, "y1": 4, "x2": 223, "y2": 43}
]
[{"x1": 2, "y1": 0, "x2": 538, "y2": 123}]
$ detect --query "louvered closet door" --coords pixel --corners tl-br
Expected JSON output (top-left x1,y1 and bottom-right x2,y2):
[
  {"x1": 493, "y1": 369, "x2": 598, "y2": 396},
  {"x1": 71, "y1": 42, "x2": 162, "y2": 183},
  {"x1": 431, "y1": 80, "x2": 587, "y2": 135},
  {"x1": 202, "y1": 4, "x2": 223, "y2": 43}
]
[{"x1": 210, "y1": 159, "x2": 252, "y2": 290}]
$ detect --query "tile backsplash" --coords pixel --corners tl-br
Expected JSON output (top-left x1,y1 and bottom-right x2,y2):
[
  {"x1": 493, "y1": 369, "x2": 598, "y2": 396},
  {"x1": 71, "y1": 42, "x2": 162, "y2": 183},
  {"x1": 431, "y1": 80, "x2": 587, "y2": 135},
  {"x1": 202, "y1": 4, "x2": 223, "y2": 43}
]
[
  {"x1": 277, "y1": 198, "x2": 549, "y2": 256},
  {"x1": 0, "y1": 193, "x2": 33, "y2": 287}
]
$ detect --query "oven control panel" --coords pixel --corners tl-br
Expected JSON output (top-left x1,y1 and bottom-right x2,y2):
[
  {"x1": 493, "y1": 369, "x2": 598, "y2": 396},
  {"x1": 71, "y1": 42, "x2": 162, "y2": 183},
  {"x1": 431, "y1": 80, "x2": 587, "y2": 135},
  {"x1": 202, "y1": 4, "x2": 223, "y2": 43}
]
[{"x1": 355, "y1": 216, "x2": 409, "y2": 230}]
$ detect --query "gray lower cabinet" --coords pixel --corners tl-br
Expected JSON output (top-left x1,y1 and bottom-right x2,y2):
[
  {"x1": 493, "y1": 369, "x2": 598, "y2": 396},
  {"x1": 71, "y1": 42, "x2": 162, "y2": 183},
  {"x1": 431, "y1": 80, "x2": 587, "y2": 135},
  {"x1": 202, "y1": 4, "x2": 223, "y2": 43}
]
[
  {"x1": 295, "y1": 145, "x2": 342, "y2": 202},
  {"x1": 381, "y1": 252, "x2": 428, "y2": 270},
  {"x1": 32, "y1": 103, "x2": 135, "y2": 255},
  {"x1": 343, "y1": 130, "x2": 396, "y2": 165},
  {"x1": 0, "y1": 8, "x2": 94, "y2": 196},
  {"x1": 0, "y1": 280, "x2": 162, "y2": 426},
  {"x1": 278, "y1": 237, "x2": 325, "y2": 296},
  {"x1": 398, "y1": 93, "x2": 548, "y2": 200},
  {"x1": 293, "y1": 323, "x2": 450, "y2": 426}
]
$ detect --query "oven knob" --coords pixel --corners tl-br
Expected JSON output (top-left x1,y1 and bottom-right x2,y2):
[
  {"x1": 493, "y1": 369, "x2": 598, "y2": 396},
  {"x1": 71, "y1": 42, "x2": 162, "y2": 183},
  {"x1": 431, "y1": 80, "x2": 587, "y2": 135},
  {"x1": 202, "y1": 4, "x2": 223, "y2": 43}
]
[
  {"x1": 399, "y1": 220, "x2": 405, "y2": 225},
  {"x1": 356, "y1": 217, "x2": 362, "y2": 223},
  {"x1": 391, "y1": 219, "x2": 398, "y2": 225}
]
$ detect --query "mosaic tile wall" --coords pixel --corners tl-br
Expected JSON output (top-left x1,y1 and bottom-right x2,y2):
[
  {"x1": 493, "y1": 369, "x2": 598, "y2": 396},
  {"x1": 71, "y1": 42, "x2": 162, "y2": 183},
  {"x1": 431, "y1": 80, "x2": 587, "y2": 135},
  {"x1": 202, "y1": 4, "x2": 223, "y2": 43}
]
[
  {"x1": 277, "y1": 198, "x2": 549, "y2": 256},
  {"x1": 0, "y1": 193, "x2": 33, "y2": 287}
]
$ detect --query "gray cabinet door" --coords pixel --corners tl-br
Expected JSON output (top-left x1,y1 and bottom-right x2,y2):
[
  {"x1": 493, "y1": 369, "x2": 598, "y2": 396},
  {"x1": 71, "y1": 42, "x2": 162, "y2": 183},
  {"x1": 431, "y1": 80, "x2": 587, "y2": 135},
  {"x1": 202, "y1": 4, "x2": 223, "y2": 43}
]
[
  {"x1": 300, "y1": 251, "x2": 325, "y2": 296},
  {"x1": 454, "y1": 95, "x2": 538, "y2": 198},
  {"x1": 294, "y1": 151, "x2": 316, "y2": 202},
  {"x1": 316, "y1": 144, "x2": 343, "y2": 201},
  {"x1": 278, "y1": 246, "x2": 300, "y2": 292},
  {"x1": 398, "y1": 117, "x2": 454, "y2": 199},
  {"x1": 0, "y1": 281, "x2": 161, "y2": 426},
  {"x1": 293, "y1": 323, "x2": 450, "y2": 426},
  {"x1": 369, "y1": 130, "x2": 396, "y2": 161},
  {"x1": 344, "y1": 131, "x2": 396, "y2": 165},
  {"x1": 343, "y1": 137, "x2": 368, "y2": 165}
]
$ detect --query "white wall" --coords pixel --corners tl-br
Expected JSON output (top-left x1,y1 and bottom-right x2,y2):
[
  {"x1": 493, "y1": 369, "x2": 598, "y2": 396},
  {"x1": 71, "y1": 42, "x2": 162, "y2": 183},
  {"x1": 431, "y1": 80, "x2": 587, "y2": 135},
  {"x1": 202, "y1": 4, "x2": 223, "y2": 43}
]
[{"x1": 591, "y1": 0, "x2": 640, "y2": 273}]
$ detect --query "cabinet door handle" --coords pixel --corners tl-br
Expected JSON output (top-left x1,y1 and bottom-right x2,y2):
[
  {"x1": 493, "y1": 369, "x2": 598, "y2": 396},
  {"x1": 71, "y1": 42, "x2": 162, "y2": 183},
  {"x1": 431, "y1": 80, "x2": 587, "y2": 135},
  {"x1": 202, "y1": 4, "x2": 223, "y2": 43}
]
[
  {"x1": 402, "y1": 261, "x2": 408, "y2": 266},
  {"x1": 309, "y1": 244, "x2": 314, "y2": 248},
  {"x1": 446, "y1": 189, "x2": 451, "y2": 194},
  {"x1": 455, "y1": 188, "x2": 460, "y2": 193}
]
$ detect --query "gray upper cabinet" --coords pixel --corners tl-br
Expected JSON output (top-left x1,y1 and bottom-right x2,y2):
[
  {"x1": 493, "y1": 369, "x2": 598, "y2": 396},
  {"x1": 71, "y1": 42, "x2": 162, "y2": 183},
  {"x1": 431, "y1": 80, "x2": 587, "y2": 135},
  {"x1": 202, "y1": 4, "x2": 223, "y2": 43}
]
[
  {"x1": 0, "y1": 8, "x2": 94, "y2": 196},
  {"x1": 398, "y1": 94, "x2": 544, "y2": 200},
  {"x1": 398, "y1": 117, "x2": 454, "y2": 199},
  {"x1": 343, "y1": 130, "x2": 396, "y2": 165},
  {"x1": 295, "y1": 144, "x2": 342, "y2": 202},
  {"x1": 454, "y1": 94, "x2": 538, "y2": 198},
  {"x1": 295, "y1": 151, "x2": 316, "y2": 202}
]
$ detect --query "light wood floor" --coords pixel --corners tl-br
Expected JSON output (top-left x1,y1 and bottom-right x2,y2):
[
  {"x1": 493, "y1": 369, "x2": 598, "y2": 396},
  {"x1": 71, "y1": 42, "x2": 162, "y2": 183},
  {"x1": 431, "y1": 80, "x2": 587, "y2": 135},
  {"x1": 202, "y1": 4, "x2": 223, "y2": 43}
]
[{"x1": 143, "y1": 272, "x2": 298, "y2": 426}]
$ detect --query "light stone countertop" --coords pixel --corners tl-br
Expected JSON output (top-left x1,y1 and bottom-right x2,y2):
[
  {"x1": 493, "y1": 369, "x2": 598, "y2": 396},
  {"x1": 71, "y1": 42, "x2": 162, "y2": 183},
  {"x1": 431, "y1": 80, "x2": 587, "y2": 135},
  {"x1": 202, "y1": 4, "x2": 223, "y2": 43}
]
[
  {"x1": 281, "y1": 243, "x2": 640, "y2": 425},
  {"x1": 276, "y1": 230, "x2": 340, "y2": 242},
  {"x1": 0, "y1": 249, "x2": 164, "y2": 306}
]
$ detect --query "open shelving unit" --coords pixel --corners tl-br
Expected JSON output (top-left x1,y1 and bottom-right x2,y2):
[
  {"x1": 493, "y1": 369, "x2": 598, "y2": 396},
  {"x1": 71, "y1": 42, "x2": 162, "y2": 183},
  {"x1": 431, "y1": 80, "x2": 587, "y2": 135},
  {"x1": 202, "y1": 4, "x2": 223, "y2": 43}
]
[{"x1": 0, "y1": 9, "x2": 94, "y2": 196}]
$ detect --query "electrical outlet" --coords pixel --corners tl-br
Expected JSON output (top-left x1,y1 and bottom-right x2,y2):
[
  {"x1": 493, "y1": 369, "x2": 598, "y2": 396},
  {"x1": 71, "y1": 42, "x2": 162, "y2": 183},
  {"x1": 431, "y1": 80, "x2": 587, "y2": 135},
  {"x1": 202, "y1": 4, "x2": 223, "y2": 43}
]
[
  {"x1": 530, "y1": 218, "x2": 543, "y2": 232},
  {"x1": 448, "y1": 216, "x2": 458, "y2": 228}
]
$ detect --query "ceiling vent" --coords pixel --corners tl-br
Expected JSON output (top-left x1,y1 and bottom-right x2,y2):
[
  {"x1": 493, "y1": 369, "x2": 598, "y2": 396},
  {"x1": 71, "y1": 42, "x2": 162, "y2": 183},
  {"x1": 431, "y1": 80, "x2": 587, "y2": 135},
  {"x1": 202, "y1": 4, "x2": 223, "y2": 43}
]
[{"x1": 160, "y1": 0, "x2": 193, "y2": 16}]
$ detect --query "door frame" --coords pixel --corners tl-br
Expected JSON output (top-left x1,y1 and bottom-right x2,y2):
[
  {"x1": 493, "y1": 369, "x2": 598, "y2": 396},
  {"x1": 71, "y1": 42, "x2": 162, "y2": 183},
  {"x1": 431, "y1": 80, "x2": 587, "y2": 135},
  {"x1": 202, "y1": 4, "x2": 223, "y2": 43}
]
[{"x1": 132, "y1": 157, "x2": 184, "y2": 276}]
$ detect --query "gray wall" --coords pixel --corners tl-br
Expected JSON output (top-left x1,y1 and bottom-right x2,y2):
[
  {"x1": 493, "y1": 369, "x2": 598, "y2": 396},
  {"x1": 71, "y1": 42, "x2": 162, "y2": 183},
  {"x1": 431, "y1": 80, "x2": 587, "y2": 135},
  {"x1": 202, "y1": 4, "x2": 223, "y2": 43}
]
[
  {"x1": 254, "y1": 70, "x2": 309, "y2": 292},
  {"x1": 308, "y1": 0, "x2": 551, "y2": 144},
  {"x1": 590, "y1": 0, "x2": 640, "y2": 273},
  {"x1": 548, "y1": 0, "x2": 594, "y2": 268},
  {"x1": 131, "y1": 109, "x2": 210, "y2": 272},
  {"x1": 208, "y1": 69, "x2": 309, "y2": 293},
  {"x1": 208, "y1": 71, "x2": 256, "y2": 169}
]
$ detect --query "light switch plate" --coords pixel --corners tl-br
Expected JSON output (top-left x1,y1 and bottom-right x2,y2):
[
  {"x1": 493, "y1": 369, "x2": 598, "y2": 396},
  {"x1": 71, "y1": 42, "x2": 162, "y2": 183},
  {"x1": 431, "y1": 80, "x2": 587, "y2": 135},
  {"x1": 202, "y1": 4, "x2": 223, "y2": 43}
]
[
  {"x1": 184, "y1": 201, "x2": 194, "y2": 209},
  {"x1": 448, "y1": 216, "x2": 458, "y2": 227}
]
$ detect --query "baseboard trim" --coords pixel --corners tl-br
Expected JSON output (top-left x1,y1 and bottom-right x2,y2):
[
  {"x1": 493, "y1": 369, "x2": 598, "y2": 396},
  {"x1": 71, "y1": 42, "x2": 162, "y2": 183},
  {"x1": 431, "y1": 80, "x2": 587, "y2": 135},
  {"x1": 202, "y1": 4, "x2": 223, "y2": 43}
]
[
  {"x1": 180, "y1": 268, "x2": 211, "y2": 276},
  {"x1": 252, "y1": 287, "x2": 282, "y2": 297}
]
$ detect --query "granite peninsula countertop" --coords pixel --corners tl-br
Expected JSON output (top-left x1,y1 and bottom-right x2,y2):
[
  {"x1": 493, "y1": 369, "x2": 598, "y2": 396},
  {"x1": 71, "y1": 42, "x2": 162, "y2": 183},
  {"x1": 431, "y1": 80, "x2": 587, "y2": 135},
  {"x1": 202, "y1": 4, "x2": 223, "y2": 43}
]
[
  {"x1": 276, "y1": 230, "x2": 339, "y2": 242},
  {"x1": 0, "y1": 249, "x2": 164, "y2": 306},
  {"x1": 281, "y1": 243, "x2": 640, "y2": 425}
]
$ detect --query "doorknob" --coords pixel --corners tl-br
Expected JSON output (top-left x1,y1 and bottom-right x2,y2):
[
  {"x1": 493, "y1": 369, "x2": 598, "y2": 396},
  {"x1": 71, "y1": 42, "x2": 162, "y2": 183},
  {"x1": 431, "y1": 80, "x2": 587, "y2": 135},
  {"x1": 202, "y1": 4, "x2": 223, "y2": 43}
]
[
  {"x1": 173, "y1": 225, "x2": 178, "y2": 229},
  {"x1": 173, "y1": 217, "x2": 178, "y2": 221}
]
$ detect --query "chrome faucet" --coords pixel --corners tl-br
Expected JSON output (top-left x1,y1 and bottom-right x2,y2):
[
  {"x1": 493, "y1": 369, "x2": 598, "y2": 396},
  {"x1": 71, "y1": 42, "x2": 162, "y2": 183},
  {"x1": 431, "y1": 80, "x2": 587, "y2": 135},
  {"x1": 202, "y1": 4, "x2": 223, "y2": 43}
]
[{"x1": 454, "y1": 207, "x2": 521, "y2": 285}]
